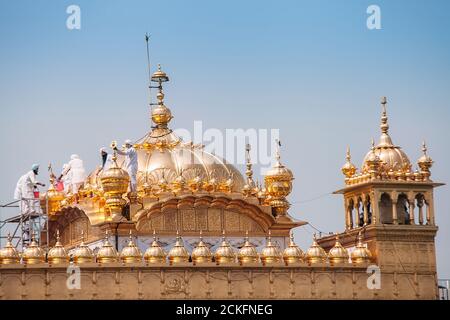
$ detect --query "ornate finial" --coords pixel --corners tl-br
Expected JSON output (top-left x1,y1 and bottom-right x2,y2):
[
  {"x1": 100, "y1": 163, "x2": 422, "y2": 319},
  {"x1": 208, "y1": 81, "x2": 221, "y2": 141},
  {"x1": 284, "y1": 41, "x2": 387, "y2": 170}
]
[
  {"x1": 245, "y1": 230, "x2": 249, "y2": 242},
  {"x1": 222, "y1": 230, "x2": 226, "y2": 241},
  {"x1": 199, "y1": 230, "x2": 203, "y2": 241},
  {"x1": 81, "y1": 230, "x2": 85, "y2": 242},
  {"x1": 7, "y1": 232, "x2": 12, "y2": 243},
  {"x1": 346, "y1": 146, "x2": 351, "y2": 162},
  {"x1": 378, "y1": 96, "x2": 394, "y2": 146},
  {"x1": 290, "y1": 232, "x2": 294, "y2": 243},
  {"x1": 56, "y1": 229, "x2": 61, "y2": 242},
  {"x1": 342, "y1": 146, "x2": 357, "y2": 179},
  {"x1": 422, "y1": 141, "x2": 427, "y2": 155},
  {"x1": 129, "y1": 230, "x2": 133, "y2": 240},
  {"x1": 371, "y1": 138, "x2": 375, "y2": 151},
  {"x1": 275, "y1": 139, "x2": 282, "y2": 164}
]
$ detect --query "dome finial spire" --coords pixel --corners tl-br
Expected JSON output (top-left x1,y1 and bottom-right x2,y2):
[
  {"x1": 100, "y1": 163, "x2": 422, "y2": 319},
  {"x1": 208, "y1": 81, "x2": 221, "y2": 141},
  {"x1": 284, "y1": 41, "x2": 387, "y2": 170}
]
[{"x1": 378, "y1": 96, "x2": 393, "y2": 147}]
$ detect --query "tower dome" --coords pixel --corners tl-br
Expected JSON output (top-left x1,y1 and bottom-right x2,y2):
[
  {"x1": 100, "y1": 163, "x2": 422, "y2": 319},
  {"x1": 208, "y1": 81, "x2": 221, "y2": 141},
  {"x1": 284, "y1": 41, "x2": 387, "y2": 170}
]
[
  {"x1": 351, "y1": 231, "x2": 372, "y2": 264},
  {"x1": 96, "y1": 231, "x2": 119, "y2": 263},
  {"x1": 191, "y1": 231, "x2": 212, "y2": 265},
  {"x1": 362, "y1": 97, "x2": 412, "y2": 175},
  {"x1": 238, "y1": 231, "x2": 259, "y2": 265},
  {"x1": 167, "y1": 231, "x2": 189, "y2": 265},
  {"x1": 260, "y1": 231, "x2": 282, "y2": 265},
  {"x1": 120, "y1": 231, "x2": 143, "y2": 264},
  {"x1": 328, "y1": 234, "x2": 349, "y2": 265},
  {"x1": 22, "y1": 235, "x2": 45, "y2": 265},
  {"x1": 0, "y1": 234, "x2": 20, "y2": 264},
  {"x1": 144, "y1": 231, "x2": 167, "y2": 264},
  {"x1": 214, "y1": 231, "x2": 236, "y2": 265},
  {"x1": 47, "y1": 230, "x2": 69, "y2": 264},
  {"x1": 73, "y1": 231, "x2": 94, "y2": 264},
  {"x1": 282, "y1": 233, "x2": 304, "y2": 265},
  {"x1": 306, "y1": 235, "x2": 327, "y2": 264}
]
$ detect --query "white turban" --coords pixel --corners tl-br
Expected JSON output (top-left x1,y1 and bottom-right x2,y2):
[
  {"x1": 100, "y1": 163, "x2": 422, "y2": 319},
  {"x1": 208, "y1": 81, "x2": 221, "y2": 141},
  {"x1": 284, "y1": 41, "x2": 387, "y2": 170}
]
[{"x1": 70, "y1": 154, "x2": 79, "y2": 160}]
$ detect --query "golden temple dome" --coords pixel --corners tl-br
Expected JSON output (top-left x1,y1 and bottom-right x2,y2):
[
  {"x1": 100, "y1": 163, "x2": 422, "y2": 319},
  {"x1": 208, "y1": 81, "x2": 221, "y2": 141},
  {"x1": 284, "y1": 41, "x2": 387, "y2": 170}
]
[
  {"x1": 144, "y1": 231, "x2": 167, "y2": 264},
  {"x1": 0, "y1": 233, "x2": 20, "y2": 264},
  {"x1": 341, "y1": 147, "x2": 357, "y2": 178},
  {"x1": 73, "y1": 231, "x2": 94, "y2": 264},
  {"x1": 96, "y1": 231, "x2": 119, "y2": 263},
  {"x1": 306, "y1": 235, "x2": 327, "y2": 264},
  {"x1": 214, "y1": 231, "x2": 236, "y2": 265},
  {"x1": 238, "y1": 231, "x2": 259, "y2": 265},
  {"x1": 282, "y1": 233, "x2": 304, "y2": 265},
  {"x1": 260, "y1": 231, "x2": 282, "y2": 265},
  {"x1": 44, "y1": 180, "x2": 65, "y2": 215},
  {"x1": 22, "y1": 235, "x2": 45, "y2": 265},
  {"x1": 120, "y1": 231, "x2": 143, "y2": 263},
  {"x1": 362, "y1": 97, "x2": 412, "y2": 175},
  {"x1": 47, "y1": 230, "x2": 69, "y2": 264},
  {"x1": 168, "y1": 231, "x2": 190, "y2": 265},
  {"x1": 328, "y1": 234, "x2": 349, "y2": 265},
  {"x1": 191, "y1": 231, "x2": 212, "y2": 265},
  {"x1": 417, "y1": 142, "x2": 434, "y2": 180},
  {"x1": 351, "y1": 231, "x2": 372, "y2": 264}
]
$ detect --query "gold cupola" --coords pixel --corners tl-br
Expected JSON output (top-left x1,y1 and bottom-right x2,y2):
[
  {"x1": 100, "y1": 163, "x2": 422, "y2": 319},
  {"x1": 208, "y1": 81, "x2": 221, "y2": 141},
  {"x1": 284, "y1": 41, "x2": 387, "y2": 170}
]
[
  {"x1": 238, "y1": 231, "x2": 259, "y2": 265},
  {"x1": 306, "y1": 234, "x2": 327, "y2": 264},
  {"x1": 120, "y1": 231, "x2": 143, "y2": 264},
  {"x1": 341, "y1": 147, "x2": 357, "y2": 179},
  {"x1": 260, "y1": 231, "x2": 282, "y2": 266},
  {"x1": 264, "y1": 140, "x2": 294, "y2": 216},
  {"x1": 96, "y1": 231, "x2": 119, "y2": 263},
  {"x1": 22, "y1": 234, "x2": 45, "y2": 265},
  {"x1": 282, "y1": 232, "x2": 304, "y2": 265},
  {"x1": 73, "y1": 231, "x2": 94, "y2": 264},
  {"x1": 214, "y1": 231, "x2": 236, "y2": 265},
  {"x1": 0, "y1": 233, "x2": 20, "y2": 264},
  {"x1": 328, "y1": 234, "x2": 349, "y2": 266},
  {"x1": 144, "y1": 231, "x2": 167, "y2": 264},
  {"x1": 362, "y1": 97, "x2": 412, "y2": 177},
  {"x1": 100, "y1": 149, "x2": 130, "y2": 221},
  {"x1": 168, "y1": 231, "x2": 190, "y2": 265},
  {"x1": 43, "y1": 176, "x2": 65, "y2": 217},
  {"x1": 242, "y1": 144, "x2": 257, "y2": 197},
  {"x1": 351, "y1": 231, "x2": 372, "y2": 264},
  {"x1": 47, "y1": 230, "x2": 69, "y2": 264},
  {"x1": 417, "y1": 141, "x2": 433, "y2": 180},
  {"x1": 191, "y1": 231, "x2": 212, "y2": 265}
]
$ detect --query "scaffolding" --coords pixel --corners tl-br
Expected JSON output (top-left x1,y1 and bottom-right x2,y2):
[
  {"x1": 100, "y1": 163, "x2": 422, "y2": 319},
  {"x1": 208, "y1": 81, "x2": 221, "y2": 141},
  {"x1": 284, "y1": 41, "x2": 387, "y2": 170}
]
[{"x1": 0, "y1": 197, "x2": 49, "y2": 251}]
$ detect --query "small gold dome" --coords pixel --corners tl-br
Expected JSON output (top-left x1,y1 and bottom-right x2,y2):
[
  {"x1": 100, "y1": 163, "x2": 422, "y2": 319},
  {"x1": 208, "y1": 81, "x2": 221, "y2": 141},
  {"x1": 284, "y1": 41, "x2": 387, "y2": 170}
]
[
  {"x1": 22, "y1": 235, "x2": 45, "y2": 265},
  {"x1": 351, "y1": 231, "x2": 372, "y2": 264},
  {"x1": 151, "y1": 64, "x2": 169, "y2": 83},
  {"x1": 47, "y1": 230, "x2": 69, "y2": 264},
  {"x1": 96, "y1": 231, "x2": 119, "y2": 264},
  {"x1": 238, "y1": 231, "x2": 259, "y2": 265},
  {"x1": 260, "y1": 231, "x2": 282, "y2": 266},
  {"x1": 328, "y1": 234, "x2": 349, "y2": 266},
  {"x1": 191, "y1": 231, "x2": 212, "y2": 265},
  {"x1": 341, "y1": 147, "x2": 357, "y2": 178},
  {"x1": 0, "y1": 234, "x2": 20, "y2": 264},
  {"x1": 45, "y1": 182, "x2": 65, "y2": 215},
  {"x1": 168, "y1": 231, "x2": 190, "y2": 265},
  {"x1": 73, "y1": 231, "x2": 94, "y2": 264},
  {"x1": 282, "y1": 233, "x2": 304, "y2": 265},
  {"x1": 120, "y1": 231, "x2": 143, "y2": 264},
  {"x1": 306, "y1": 235, "x2": 327, "y2": 264},
  {"x1": 144, "y1": 231, "x2": 167, "y2": 264},
  {"x1": 214, "y1": 231, "x2": 236, "y2": 265}
]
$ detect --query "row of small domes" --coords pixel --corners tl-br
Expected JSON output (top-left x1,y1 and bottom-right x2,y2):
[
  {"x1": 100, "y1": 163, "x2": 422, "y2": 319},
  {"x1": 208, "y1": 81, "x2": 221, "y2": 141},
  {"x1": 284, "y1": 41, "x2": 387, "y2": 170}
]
[{"x1": 0, "y1": 230, "x2": 372, "y2": 266}]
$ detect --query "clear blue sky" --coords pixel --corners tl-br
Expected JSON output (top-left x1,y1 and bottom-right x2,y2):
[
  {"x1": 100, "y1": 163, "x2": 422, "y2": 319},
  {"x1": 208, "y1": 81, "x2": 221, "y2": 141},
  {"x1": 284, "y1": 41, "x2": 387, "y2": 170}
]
[{"x1": 0, "y1": 0, "x2": 449, "y2": 277}]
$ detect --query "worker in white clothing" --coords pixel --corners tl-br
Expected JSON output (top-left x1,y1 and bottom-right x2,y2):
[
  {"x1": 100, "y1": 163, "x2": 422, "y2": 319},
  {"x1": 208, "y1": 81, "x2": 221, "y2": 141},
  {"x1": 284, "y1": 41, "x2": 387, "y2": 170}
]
[
  {"x1": 100, "y1": 147, "x2": 114, "y2": 172},
  {"x1": 59, "y1": 154, "x2": 87, "y2": 202},
  {"x1": 14, "y1": 164, "x2": 46, "y2": 216},
  {"x1": 113, "y1": 139, "x2": 138, "y2": 192},
  {"x1": 61, "y1": 163, "x2": 72, "y2": 194}
]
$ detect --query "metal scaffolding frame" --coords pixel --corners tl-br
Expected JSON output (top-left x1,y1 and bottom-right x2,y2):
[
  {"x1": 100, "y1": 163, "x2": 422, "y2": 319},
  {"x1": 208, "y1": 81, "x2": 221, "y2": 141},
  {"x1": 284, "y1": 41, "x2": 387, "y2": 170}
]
[{"x1": 0, "y1": 197, "x2": 49, "y2": 251}]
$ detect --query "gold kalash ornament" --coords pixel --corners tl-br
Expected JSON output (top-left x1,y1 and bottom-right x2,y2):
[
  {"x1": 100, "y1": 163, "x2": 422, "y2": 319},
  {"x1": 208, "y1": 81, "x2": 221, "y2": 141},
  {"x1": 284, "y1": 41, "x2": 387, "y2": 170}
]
[
  {"x1": 96, "y1": 230, "x2": 119, "y2": 263},
  {"x1": 306, "y1": 234, "x2": 327, "y2": 264},
  {"x1": 22, "y1": 234, "x2": 45, "y2": 265},
  {"x1": 100, "y1": 146, "x2": 130, "y2": 221},
  {"x1": 351, "y1": 231, "x2": 372, "y2": 264},
  {"x1": 214, "y1": 231, "x2": 236, "y2": 265},
  {"x1": 0, "y1": 233, "x2": 20, "y2": 264},
  {"x1": 328, "y1": 233, "x2": 349, "y2": 266},
  {"x1": 73, "y1": 231, "x2": 95, "y2": 264},
  {"x1": 238, "y1": 231, "x2": 259, "y2": 265},
  {"x1": 282, "y1": 232, "x2": 304, "y2": 265},
  {"x1": 47, "y1": 230, "x2": 69, "y2": 264},
  {"x1": 168, "y1": 231, "x2": 190, "y2": 265},
  {"x1": 264, "y1": 140, "x2": 294, "y2": 216},
  {"x1": 260, "y1": 230, "x2": 282, "y2": 266},
  {"x1": 191, "y1": 231, "x2": 212, "y2": 265},
  {"x1": 144, "y1": 230, "x2": 167, "y2": 264},
  {"x1": 120, "y1": 231, "x2": 143, "y2": 264}
]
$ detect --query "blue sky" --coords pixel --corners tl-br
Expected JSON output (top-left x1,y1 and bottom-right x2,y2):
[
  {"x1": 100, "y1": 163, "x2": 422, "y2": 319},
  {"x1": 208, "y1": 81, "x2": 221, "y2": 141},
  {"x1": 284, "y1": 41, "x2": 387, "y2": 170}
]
[{"x1": 0, "y1": 0, "x2": 449, "y2": 277}]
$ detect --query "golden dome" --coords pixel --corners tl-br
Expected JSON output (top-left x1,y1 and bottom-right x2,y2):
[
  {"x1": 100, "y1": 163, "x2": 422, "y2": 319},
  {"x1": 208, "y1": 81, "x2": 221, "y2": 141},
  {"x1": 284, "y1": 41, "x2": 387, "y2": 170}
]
[
  {"x1": 362, "y1": 97, "x2": 411, "y2": 175},
  {"x1": 214, "y1": 231, "x2": 236, "y2": 265},
  {"x1": 22, "y1": 235, "x2": 45, "y2": 265},
  {"x1": 191, "y1": 231, "x2": 212, "y2": 265},
  {"x1": 238, "y1": 231, "x2": 259, "y2": 265},
  {"x1": 144, "y1": 231, "x2": 167, "y2": 264},
  {"x1": 168, "y1": 231, "x2": 190, "y2": 265},
  {"x1": 0, "y1": 234, "x2": 20, "y2": 264},
  {"x1": 120, "y1": 231, "x2": 143, "y2": 263},
  {"x1": 47, "y1": 230, "x2": 69, "y2": 264},
  {"x1": 96, "y1": 231, "x2": 119, "y2": 263},
  {"x1": 44, "y1": 182, "x2": 65, "y2": 215},
  {"x1": 328, "y1": 234, "x2": 349, "y2": 265},
  {"x1": 417, "y1": 142, "x2": 433, "y2": 180},
  {"x1": 306, "y1": 235, "x2": 327, "y2": 264},
  {"x1": 341, "y1": 147, "x2": 357, "y2": 178},
  {"x1": 351, "y1": 231, "x2": 372, "y2": 264},
  {"x1": 282, "y1": 233, "x2": 304, "y2": 265},
  {"x1": 260, "y1": 231, "x2": 282, "y2": 265},
  {"x1": 73, "y1": 231, "x2": 94, "y2": 264}
]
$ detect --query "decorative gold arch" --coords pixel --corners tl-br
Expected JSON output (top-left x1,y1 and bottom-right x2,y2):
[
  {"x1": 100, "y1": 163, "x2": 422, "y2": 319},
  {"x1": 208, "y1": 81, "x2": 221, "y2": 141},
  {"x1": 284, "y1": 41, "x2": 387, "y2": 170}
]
[{"x1": 135, "y1": 195, "x2": 278, "y2": 236}]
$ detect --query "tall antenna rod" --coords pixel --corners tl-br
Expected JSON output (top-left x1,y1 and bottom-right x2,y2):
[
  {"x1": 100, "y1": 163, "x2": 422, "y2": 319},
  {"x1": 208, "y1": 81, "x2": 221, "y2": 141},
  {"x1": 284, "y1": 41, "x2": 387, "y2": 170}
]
[{"x1": 145, "y1": 33, "x2": 152, "y2": 110}]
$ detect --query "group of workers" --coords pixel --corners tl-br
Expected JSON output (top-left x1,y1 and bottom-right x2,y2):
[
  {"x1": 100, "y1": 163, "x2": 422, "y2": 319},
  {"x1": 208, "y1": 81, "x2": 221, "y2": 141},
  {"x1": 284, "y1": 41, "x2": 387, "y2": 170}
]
[{"x1": 13, "y1": 140, "x2": 138, "y2": 215}]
